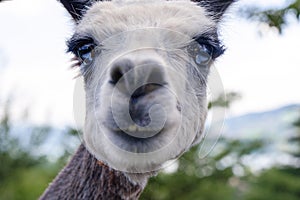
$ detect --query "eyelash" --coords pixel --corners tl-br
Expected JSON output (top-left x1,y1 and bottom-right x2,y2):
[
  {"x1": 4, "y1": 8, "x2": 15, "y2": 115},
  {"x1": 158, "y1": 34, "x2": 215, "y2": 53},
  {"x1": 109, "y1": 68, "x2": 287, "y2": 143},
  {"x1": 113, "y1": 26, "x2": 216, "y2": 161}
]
[
  {"x1": 194, "y1": 36, "x2": 225, "y2": 59},
  {"x1": 66, "y1": 36, "x2": 224, "y2": 71},
  {"x1": 67, "y1": 37, "x2": 98, "y2": 73},
  {"x1": 67, "y1": 37, "x2": 95, "y2": 55}
]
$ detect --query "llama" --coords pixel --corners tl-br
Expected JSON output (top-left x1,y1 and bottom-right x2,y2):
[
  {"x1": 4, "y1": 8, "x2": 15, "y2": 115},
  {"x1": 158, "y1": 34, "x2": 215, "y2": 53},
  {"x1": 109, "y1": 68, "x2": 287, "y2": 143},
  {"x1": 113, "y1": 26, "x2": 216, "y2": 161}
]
[{"x1": 40, "y1": 0, "x2": 234, "y2": 199}]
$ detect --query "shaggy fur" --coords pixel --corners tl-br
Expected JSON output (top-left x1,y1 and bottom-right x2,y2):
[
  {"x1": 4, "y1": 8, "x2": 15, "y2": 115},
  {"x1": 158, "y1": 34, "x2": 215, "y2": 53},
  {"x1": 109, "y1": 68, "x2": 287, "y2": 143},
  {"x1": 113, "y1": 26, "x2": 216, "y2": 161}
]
[
  {"x1": 40, "y1": 145, "x2": 145, "y2": 199},
  {"x1": 42, "y1": 1, "x2": 234, "y2": 198},
  {"x1": 60, "y1": 0, "x2": 234, "y2": 21}
]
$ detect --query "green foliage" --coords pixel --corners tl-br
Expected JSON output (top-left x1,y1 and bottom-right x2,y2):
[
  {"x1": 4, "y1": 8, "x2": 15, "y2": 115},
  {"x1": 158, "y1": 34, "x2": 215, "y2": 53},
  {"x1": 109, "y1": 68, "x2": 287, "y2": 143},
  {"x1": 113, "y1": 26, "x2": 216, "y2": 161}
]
[
  {"x1": 140, "y1": 139, "x2": 264, "y2": 200},
  {"x1": 244, "y1": 168, "x2": 300, "y2": 200},
  {"x1": 242, "y1": 0, "x2": 300, "y2": 33},
  {"x1": 293, "y1": 116, "x2": 300, "y2": 128},
  {"x1": 0, "y1": 101, "x2": 75, "y2": 200},
  {"x1": 0, "y1": 103, "x2": 42, "y2": 187},
  {"x1": 243, "y1": 111, "x2": 300, "y2": 200},
  {"x1": 288, "y1": 113, "x2": 300, "y2": 158},
  {"x1": 141, "y1": 169, "x2": 235, "y2": 200},
  {"x1": 208, "y1": 92, "x2": 241, "y2": 109},
  {"x1": 0, "y1": 164, "x2": 62, "y2": 200}
]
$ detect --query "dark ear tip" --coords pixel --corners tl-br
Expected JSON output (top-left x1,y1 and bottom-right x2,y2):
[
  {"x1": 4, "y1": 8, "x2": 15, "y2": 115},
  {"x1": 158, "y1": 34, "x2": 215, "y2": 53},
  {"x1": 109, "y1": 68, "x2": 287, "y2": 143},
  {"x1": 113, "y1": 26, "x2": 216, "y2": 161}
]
[
  {"x1": 193, "y1": 0, "x2": 236, "y2": 21},
  {"x1": 59, "y1": 0, "x2": 95, "y2": 21}
]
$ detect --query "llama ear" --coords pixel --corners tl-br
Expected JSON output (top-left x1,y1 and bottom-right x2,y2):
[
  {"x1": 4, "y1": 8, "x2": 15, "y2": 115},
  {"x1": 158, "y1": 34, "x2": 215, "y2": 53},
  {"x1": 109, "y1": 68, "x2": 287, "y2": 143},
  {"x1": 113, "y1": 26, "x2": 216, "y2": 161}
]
[
  {"x1": 59, "y1": 0, "x2": 98, "y2": 21},
  {"x1": 192, "y1": 0, "x2": 235, "y2": 21}
]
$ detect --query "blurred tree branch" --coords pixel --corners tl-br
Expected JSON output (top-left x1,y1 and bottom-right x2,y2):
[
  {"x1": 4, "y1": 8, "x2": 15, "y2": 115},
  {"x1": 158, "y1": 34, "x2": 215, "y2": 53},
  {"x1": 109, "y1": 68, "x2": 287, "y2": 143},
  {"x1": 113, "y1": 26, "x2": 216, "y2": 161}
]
[
  {"x1": 208, "y1": 92, "x2": 241, "y2": 109},
  {"x1": 241, "y1": 0, "x2": 300, "y2": 33}
]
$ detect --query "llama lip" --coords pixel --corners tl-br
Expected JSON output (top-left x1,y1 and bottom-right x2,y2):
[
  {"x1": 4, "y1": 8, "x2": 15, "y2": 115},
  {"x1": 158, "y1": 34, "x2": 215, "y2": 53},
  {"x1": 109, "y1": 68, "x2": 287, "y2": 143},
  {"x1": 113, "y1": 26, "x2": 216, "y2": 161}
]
[
  {"x1": 120, "y1": 125, "x2": 161, "y2": 133},
  {"x1": 106, "y1": 122, "x2": 163, "y2": 139},
  {"x1": 102, "y1": 117, "x2": 166, "y2": 153},
  {"x1": 106, "y1": 127, "x2": 165, "y2": 153},
  {"x1": 115, "y1": 128, "x2": 163, "y2": 139}
]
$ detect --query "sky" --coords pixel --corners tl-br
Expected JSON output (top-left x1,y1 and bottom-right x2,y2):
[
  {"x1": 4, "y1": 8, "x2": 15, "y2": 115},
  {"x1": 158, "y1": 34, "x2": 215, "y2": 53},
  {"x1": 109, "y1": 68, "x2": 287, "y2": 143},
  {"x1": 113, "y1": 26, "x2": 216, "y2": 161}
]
[{"x1": 0, "y1": 0, "x2": 299, "y2": 126}]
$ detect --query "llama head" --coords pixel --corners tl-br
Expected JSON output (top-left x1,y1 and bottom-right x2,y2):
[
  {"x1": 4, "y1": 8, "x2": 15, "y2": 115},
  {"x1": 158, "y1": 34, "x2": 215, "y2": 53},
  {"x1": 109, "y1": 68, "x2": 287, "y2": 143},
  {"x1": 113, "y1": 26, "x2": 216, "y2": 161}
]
[{"x1": 61, "y1": 0, "x2": 234, "y2": 174}]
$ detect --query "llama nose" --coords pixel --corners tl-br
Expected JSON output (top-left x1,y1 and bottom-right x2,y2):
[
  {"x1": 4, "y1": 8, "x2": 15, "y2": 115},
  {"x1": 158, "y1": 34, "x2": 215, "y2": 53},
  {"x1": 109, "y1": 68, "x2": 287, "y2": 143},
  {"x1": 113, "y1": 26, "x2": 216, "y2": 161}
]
[{"x1": 110, "y1": 59, "x2": 166, "y2": 96}]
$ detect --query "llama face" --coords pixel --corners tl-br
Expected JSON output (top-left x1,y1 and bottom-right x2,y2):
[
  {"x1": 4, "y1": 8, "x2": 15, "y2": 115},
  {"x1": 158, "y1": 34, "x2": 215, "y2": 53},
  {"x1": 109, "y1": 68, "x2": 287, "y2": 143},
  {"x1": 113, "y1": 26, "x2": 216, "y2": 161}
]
[{"x1": 63, "y1": 0, "x2": 233, "y2": 173}]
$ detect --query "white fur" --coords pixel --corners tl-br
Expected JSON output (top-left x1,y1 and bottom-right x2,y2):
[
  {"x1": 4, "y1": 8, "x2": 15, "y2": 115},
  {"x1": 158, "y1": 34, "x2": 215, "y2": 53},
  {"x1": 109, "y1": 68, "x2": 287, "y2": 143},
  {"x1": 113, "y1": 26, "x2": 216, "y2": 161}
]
[{"x1": 74, "y1": 0, "x2": 218, "y2": 179}]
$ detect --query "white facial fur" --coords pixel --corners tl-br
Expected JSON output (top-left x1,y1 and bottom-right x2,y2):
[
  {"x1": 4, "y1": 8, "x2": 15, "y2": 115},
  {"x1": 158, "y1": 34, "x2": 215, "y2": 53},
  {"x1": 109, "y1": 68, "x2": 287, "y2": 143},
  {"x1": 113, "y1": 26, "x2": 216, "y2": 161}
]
[{"x1": 72, "y1": 0, "x2": 220, "y2": 174}]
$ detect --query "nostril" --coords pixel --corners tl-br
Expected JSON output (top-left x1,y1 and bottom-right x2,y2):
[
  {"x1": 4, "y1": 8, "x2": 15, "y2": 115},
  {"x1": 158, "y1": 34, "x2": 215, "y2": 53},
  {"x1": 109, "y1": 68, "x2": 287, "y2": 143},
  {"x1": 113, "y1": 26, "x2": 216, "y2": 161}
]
[
  {"x1": 129, "y1": 95, "x2": 152, "y2": 127},
  {"x1": 110, "y1": 58, "x2": 167, "y2": 96},
  {"x1": 110, "y1": 59, "x2": 134, "y2": 84},
  {"x1": 110, "y1": 66, "x2": 123, "y2": 84}
]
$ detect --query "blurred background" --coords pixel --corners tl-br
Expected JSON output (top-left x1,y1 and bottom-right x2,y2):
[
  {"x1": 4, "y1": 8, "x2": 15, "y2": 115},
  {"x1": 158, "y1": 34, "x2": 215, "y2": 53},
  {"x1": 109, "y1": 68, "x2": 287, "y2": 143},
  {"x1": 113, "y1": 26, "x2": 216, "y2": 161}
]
[{"x1": 0, "y1": 0, "x2": 300, "y2": 199}]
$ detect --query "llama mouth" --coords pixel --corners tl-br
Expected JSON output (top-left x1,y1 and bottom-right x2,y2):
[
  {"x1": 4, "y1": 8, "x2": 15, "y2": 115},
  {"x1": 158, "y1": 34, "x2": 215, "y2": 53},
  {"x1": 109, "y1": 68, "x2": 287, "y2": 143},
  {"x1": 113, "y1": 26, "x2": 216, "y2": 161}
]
[
  {"x1": 107, "y1": 122, "x2": 163, "y2": 136},
  {"x1": 102, "y1": 111, "x2": 165, "y2": 152},
  {"x1": 102, "y1": 94, "x2": 177, "y2": 152},
  {"x1": 105, "y1": 105, "x2": 166, "y2": 139},
  {"x1": 109, "y1": 124, "x2": 163, "y2": 138},
  {"x1": 105, "y1": 125, "x2": 165, "y2": 153}
]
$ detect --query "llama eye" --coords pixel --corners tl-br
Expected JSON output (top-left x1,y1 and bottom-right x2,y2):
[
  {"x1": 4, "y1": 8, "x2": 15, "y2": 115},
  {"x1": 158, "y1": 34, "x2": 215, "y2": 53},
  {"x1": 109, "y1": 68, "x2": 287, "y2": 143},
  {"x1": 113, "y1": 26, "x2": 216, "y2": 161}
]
[
  {"x1": 187, "y1": 41, "x2": 212, "y2": 66},
  {"x1": 77, "y1": 43, "x2": 96, "y2": 65}
]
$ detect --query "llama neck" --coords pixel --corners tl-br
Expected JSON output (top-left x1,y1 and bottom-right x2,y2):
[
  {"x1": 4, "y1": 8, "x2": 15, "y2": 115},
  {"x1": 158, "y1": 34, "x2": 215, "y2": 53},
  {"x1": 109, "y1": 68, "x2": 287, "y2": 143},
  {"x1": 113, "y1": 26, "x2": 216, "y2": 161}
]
[{"x1": 40, "y1": 144, "x2": 147, "y2": 200}]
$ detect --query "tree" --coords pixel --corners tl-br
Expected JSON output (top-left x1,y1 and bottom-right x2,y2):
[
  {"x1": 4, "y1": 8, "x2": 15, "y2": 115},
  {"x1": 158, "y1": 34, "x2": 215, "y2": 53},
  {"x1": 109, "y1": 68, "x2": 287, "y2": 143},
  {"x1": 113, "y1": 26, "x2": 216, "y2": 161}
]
[
  {"x1": 140, "y1": 139, "x2": 264, "y2": 200},
  {"x1": 289, "y1": 114, "x2": 300, "y2": 159},
  {"x1": 244, "y1": 114, "x2": 300, "y2": 200},
  {"x1": 239, "y1": 4, "x2": 300, "y2": 198},
  {"x1": 244, "y1": 168, "x2": 300, "y2": 200},
  {"x1": 0, "y1": 100, "x2": 76, "y2": 200},
  {"x1": 242, "y1": 0, "x2": 300, "y2": 33}
]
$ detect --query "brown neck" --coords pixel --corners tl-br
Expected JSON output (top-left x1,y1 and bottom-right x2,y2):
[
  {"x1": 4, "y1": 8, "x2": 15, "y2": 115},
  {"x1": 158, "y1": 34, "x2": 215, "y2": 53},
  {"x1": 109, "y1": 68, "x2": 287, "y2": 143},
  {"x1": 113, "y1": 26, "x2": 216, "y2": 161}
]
[{"x1": 40, "y1": 144, "x2": 146, "y2": 200}]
